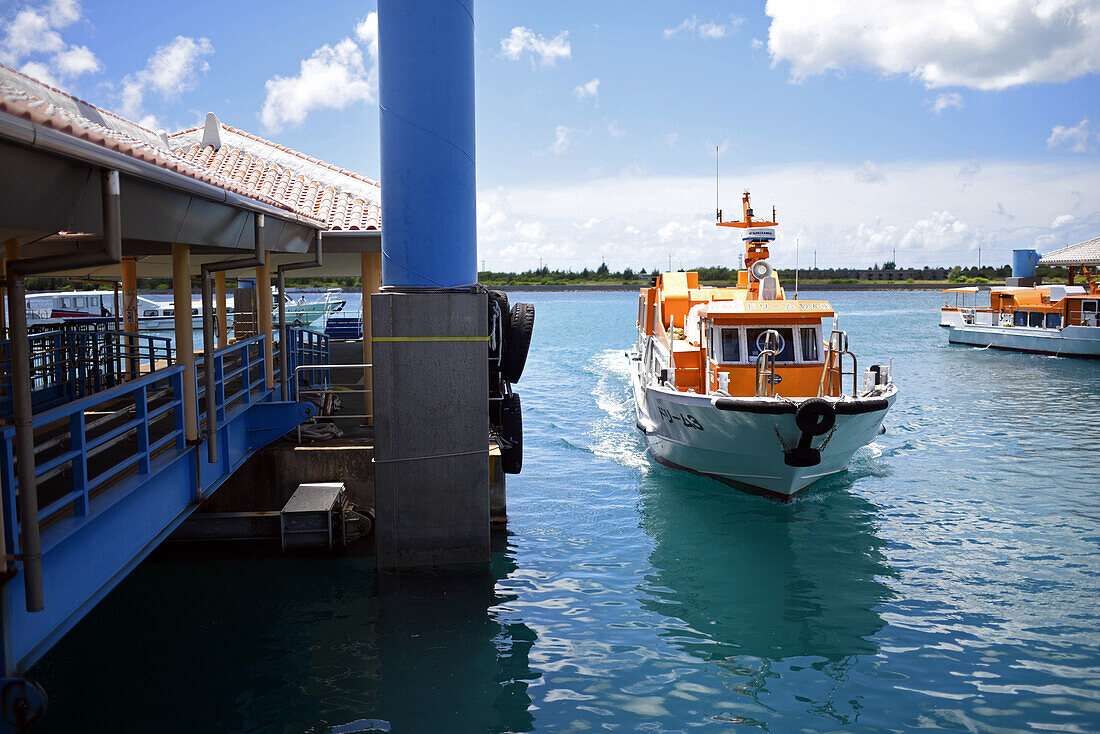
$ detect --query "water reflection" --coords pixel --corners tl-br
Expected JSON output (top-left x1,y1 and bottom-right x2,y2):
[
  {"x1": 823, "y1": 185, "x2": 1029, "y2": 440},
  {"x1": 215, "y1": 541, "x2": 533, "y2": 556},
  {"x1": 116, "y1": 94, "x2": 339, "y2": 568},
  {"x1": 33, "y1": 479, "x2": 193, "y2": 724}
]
[
  {"x1": 637, "y1": 467, "x2": 895, "y2": 724},
  {"x1": 33, "y1": 545, "x2": 539, "y2": 733}
]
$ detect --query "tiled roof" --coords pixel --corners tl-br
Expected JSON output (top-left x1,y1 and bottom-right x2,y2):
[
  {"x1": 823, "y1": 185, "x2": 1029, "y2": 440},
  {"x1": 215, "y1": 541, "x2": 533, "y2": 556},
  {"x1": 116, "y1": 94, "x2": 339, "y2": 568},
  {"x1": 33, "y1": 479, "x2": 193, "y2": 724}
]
[
  {"x1": 0, "y1": 64, "x2": 319, "y2": 223},
  {"x1": 1039, "y1": 236, "x2": 1100, "y2": 266},
  {"x1": 169, "y1": 115, "x2": 380, "y2": 231}
]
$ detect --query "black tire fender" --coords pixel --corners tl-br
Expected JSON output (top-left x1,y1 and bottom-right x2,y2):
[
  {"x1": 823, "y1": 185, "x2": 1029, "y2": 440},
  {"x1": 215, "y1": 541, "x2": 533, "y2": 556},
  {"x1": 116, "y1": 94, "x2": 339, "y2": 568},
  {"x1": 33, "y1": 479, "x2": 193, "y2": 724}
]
[
  {"x1": 795, "y1": 398, "x2": 836, "y2": 436},
  {"x1": 501, "y1": 303, "x2": 535, "y2": 384},
  {"x1": 500, "y1": 392, "x2": 523, "y2": 474}
]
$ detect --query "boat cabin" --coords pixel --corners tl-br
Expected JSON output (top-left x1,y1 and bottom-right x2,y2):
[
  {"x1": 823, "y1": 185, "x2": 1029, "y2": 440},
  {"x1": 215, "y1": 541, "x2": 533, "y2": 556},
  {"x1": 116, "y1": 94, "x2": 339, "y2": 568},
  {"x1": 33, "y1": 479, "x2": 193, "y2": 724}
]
[{"x1": 638, "y1": 271, "x2": 841, "y2": 397}]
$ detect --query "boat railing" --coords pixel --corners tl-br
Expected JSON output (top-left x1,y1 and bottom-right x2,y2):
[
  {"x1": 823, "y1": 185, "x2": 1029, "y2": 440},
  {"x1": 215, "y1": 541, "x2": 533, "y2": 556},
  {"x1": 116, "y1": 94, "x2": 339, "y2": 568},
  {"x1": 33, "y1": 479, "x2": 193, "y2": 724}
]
[
  {"x1": 819, "y1": 329, "x2": 857, "y2": 397},
  {"x1": 754, "y1": 329, "x2": 781, "y2": 397}
]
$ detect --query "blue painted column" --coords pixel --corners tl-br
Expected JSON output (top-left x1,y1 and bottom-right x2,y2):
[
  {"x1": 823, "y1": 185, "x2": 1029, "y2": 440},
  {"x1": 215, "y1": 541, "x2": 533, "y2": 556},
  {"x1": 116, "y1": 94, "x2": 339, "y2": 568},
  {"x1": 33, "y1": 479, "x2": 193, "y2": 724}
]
[{"x1": 378, "y1": 0, "x2": 477, "y2": 288}]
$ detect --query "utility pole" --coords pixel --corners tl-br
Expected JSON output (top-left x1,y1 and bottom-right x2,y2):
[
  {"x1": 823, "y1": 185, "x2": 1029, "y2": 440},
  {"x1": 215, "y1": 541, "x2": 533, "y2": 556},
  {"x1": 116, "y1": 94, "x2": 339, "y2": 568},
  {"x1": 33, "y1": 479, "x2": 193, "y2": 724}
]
[
  {"x1": 978, "y1": 246, "x2": 982, "y2": 270},
  {"x1": 668, "y1": 253, "x2": 671, "y2": 272},
  {"x1": 814, "y1": 250, "x2": 817, "y2": 270},
  {"x1": 481, "y1": 259, "x2": 486, "y2": 272}
]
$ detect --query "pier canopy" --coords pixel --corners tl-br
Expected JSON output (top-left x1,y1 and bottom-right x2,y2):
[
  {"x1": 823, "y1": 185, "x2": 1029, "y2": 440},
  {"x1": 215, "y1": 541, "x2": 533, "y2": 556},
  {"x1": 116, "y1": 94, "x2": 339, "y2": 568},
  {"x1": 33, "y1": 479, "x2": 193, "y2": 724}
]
[
  {"x1": 1038, "y1": 236, "x2": 1100, "y2": 267},
  {"x1": 0, "y1": 65, "x2": 381, "y2": 278}
]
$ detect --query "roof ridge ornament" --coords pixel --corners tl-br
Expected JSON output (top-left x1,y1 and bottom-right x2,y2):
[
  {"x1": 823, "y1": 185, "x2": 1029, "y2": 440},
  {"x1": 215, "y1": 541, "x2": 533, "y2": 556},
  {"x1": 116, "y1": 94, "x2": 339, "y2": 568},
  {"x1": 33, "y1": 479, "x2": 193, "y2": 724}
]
[{"x1": 200, "y1": 111, "x2": 223, "y2": 150}]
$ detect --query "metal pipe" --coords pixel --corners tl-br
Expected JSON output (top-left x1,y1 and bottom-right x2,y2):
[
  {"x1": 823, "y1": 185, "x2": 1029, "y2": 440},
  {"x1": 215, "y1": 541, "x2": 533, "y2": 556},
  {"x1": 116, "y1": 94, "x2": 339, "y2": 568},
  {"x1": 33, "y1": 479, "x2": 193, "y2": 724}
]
[
  {"x1": 5, "y1": 168, "x2": 122, "y2": 612},
  {"x1": 276, "y1": 232, "x2": 323, "y2": 400},
  {"x1": 199, "y1": 214, "x2": 268, "y2": 460}
]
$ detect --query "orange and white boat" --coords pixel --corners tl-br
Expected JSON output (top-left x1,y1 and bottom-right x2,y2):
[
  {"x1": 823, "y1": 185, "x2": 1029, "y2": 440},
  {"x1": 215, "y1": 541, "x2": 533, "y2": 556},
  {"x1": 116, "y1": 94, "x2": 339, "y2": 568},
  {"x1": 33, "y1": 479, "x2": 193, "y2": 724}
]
[
  {"x1": 941, "y1": 238, "x2": 1100, "y2": 358},
  {"x1": 627, "y1": 191, "x2": 897, "y2": 497}
]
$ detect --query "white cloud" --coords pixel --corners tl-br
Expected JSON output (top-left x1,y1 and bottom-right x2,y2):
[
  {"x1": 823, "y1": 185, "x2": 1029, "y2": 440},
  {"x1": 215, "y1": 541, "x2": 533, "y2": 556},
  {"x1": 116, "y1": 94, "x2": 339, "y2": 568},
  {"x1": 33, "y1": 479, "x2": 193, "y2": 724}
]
[
  {"x1": 475, "y1": 160, "x2": 1100, "y2": 271},
  {"x1": 53, "y1": 44, "x2": 99, "y2": 76},
  {"x1": 549, "y1": 125, "x2": 573, "y2": 155},
  {"x1": 573, "y1": 78, "x2": 599, "y2": 100},
  {"x1": 500, "y1": 26, "x2": 571, "y2": 66},
  {"x1": 1052, "y1": 214, "x2": 1076, "y2": 227},
  {"x1": 19, "y1": 61, "x2": 58, "y2": 88},
  {"x1": 607, "y1": 120, "x2": 624, "y2": 138},
  {"x1": 0, "y1": 1, "x2": 99, "y2": 84},
  {"x1": 855, "y1": 160, "x2": 884, "y2": 183},
  {"x1": 119, "y1": 35, "x2": 213, "y2": 124},
  {"x1": 47, "y1": 0, "x2": 80, "y2": 27},
  {"x1": 0, "y1": 10, "x2": 64, "y2": 63},
  {"x1": 664, "y1": 15, "x2": 743, "y2": 40},
  {"x1": 260, "y1": 13, "x2": 377, "y2": 131},
  {"x1": 766, "y1": 0, "x2": 1100, "y2": 90},
  {"x1": 931, "y1": 92, "x2": 964, "y2": 114},
  {"x1": 1047, "y1": 118, "x2": 1094, "y2": 153}
]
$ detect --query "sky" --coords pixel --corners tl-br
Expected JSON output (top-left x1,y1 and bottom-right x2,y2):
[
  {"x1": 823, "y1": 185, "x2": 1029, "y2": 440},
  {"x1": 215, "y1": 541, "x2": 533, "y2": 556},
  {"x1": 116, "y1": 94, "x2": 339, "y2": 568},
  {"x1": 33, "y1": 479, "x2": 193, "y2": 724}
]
[{"x1": 1, "y1": 0, "x2": 1098, "y2": 272}]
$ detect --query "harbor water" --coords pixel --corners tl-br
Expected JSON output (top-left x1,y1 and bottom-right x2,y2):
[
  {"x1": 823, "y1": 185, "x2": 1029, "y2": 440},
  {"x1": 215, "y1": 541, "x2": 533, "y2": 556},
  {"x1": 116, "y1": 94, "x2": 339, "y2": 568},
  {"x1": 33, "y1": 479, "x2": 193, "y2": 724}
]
[{"x1": 32, "y1": 290, "x2": 1100, "y2": 732}]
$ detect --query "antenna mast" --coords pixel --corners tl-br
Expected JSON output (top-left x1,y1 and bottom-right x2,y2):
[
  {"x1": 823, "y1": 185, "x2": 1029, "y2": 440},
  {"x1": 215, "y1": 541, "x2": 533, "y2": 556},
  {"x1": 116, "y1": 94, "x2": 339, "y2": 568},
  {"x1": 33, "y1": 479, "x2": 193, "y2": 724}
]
[{"x1": 715, "y1": 146, "x2": 721, "y2": 222}]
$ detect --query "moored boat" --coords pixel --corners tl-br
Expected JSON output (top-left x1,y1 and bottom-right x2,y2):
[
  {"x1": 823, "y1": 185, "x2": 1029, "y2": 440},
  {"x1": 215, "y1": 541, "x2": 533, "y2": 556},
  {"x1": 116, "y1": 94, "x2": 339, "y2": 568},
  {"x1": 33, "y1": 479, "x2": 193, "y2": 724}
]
[{"x1": 627, "y1": 191, "x2": 897, "y2": 498}]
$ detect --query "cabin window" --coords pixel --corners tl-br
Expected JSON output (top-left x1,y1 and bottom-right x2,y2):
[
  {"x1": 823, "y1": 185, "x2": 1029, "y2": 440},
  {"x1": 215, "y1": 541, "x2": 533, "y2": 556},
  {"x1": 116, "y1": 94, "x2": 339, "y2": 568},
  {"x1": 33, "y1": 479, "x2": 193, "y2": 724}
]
[
  {"x1": 162, "y1": 309, "x2": 174, "y2": 317},
  {"x1": 60, "y1": 298, "x2": 70, "y2": 308},
  {"x1": 720, "y1": 328, "x2": 741, "y2": 363},
  {"x1": 1013, "y1": 311, "x2": 1027, "y2": 327},
  {"x1": 192, "y1": 308, "x2": 199, "y2": 315},
  {"x1": 143, "y1": 310, "x2": 158, "y2": 317},
  {"x1": 747, "y1": 328, "x2": 796, "y2": 363},
  {"x1": 1028, "y1": 312, "x2": 1044, "y2": 328},
  {"x1": 800, "y1": 328, "x2": 819, "y2": 362},
  {"x1": 1046, "y1": 313, "x2": 1062, "y2": 329}
]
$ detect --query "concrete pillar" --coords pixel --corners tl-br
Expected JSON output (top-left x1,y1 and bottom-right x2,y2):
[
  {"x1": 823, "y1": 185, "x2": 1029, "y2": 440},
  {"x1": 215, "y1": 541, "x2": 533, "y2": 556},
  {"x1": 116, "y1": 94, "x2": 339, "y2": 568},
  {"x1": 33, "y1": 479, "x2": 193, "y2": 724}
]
[
  {"x1": 361, "y1": 252, "x2": 381, "y2": 425},
  {"x1": 372, "y1": 291, "x2": 489, "y2": 568},
  {"x1": 172, "y1": 243, "x2": 198, "y2": 441},
  {"x1": 257, "y1": 256, "x2": 274, "y2": 389},
  {"x1": 121, "y1": 257, "x2": 138, "y2": 375},
  {"x1": 215, "y1": 271, "x2": 228, "y2": 348}
]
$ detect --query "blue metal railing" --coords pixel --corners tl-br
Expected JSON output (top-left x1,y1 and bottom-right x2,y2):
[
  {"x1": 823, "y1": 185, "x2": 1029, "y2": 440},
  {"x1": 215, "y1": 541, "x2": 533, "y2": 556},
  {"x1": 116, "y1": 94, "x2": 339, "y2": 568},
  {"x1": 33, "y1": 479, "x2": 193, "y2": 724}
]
[
  {"x1": 286, "y1": 327, "x2": 330, "y2": 399},
  {"x1": 195, "y1": 335, "x2": 268, "y2": 427},
  {"x1": 0, "y1": 330, "x2": 174, "y2": 417},
  {"x1": 1, "y1": 366, "x2": 187, "y2": 553}
]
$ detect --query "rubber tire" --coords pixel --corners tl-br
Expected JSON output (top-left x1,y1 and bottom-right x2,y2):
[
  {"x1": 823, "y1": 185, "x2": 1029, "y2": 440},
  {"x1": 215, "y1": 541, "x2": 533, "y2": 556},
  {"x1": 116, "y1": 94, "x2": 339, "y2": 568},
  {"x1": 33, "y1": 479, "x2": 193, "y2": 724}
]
[
  {"x1": 795, "y1": 398, "x2": 836, "y2": 435},
  {"x1": 500, "y1": 392, "x2": 523, "y2": 474},
  {"x1": 501, "y1": 302, "x2": 535, "y2": 384}
]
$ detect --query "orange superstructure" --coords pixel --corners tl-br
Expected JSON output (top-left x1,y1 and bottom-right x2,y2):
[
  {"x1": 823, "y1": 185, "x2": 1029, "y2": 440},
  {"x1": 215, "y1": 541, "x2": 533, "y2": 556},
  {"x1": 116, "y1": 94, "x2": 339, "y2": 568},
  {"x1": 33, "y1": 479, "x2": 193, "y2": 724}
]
[{"x1": 636, "y1": 191, "x2": 853, "y2": 400}]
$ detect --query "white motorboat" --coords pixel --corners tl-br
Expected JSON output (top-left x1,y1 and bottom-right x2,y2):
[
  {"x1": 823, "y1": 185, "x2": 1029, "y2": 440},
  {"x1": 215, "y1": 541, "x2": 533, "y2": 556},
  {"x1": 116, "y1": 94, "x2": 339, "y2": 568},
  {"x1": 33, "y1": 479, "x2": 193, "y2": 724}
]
[{"x1": 628, "y1": 191, "x2": 897, "y2": 498}]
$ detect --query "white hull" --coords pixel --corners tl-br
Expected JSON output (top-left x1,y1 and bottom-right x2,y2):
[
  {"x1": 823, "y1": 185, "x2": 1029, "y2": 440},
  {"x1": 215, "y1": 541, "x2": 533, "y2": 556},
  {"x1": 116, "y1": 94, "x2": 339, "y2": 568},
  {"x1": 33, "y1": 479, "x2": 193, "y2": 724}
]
[
  {"x1": 948, "y1": 324, "x2": 1100, "y2": 357},
  {"x1": 628, "y1": 352, "x2": 895, "y2": 497}
]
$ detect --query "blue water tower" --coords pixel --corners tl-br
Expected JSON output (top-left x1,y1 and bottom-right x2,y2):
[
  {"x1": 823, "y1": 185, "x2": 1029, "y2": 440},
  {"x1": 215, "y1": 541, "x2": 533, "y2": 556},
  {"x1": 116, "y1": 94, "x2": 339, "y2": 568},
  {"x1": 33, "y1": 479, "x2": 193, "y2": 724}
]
[{"x1": 1012, "y1": 249, "x2": 1041, "y2": 278}]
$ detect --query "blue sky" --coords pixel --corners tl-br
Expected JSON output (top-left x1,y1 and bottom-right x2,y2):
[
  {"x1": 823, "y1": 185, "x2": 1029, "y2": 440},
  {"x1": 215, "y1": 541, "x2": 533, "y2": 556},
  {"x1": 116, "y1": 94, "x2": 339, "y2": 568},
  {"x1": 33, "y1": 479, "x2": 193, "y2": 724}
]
[{"x1": 2, "y1": 0, "x2": 1098, "y2": 271}]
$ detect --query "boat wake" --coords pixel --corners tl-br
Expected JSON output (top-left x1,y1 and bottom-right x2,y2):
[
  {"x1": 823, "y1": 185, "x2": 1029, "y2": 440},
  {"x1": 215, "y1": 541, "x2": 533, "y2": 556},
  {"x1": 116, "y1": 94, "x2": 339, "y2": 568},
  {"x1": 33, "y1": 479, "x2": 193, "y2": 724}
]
[{"x1": 588, "y1": 349, "x2": 650, "y2": 473}]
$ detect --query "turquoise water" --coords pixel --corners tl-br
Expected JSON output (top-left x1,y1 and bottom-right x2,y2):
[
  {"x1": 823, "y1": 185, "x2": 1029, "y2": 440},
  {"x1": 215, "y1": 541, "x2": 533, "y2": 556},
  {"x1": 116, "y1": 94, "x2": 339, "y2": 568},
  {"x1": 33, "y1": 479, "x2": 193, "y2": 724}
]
[{"x1": 33, "y1": 290, "x2": 1100, "y2": 732}]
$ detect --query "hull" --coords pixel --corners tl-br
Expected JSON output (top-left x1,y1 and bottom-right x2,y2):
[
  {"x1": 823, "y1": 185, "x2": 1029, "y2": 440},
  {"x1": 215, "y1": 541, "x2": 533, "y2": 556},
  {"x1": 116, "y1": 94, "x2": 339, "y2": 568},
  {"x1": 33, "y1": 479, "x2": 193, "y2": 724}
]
[
  {"x1": 629, "y1": 352, "x2": 894, "y2": 497},
  {"x1": 948, "y1": 324, "x2": 1100, "y2": 357}
]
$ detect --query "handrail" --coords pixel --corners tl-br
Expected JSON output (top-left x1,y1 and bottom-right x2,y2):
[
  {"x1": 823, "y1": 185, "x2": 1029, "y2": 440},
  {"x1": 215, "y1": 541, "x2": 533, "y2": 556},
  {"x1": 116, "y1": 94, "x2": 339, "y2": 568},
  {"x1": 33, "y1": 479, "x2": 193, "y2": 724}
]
[
  {"x1": 13, "y1": 365, "x2": 184, "y2": 431},
  {"x1": 754, "y1": 329, "x2": 781, "y2": 397}
]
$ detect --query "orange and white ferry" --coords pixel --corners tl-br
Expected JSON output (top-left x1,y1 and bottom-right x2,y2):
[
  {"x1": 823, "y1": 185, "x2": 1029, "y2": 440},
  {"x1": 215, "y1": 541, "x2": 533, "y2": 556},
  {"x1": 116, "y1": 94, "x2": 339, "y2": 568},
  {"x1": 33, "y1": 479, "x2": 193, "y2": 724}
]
[
  {"x1": 941, "y1": 238, "x2": 1100, "y2": 358},
  {"x1": 628, "y1": 191, "x2": 897, "y2": 498}
]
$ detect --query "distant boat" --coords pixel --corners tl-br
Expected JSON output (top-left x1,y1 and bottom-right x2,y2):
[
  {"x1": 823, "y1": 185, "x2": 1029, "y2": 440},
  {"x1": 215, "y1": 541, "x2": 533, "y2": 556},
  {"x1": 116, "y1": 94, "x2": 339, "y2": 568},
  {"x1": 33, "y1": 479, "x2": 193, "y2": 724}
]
[
  {"x1": 628, "y1": 190, "x2": 897, "y2": 498},
  {"x1": 941, "y1": 238, "x2": 1100, "y2": 358},
  {"x1": 23, "y1": 289, "x2": 345, "y2": 331}
]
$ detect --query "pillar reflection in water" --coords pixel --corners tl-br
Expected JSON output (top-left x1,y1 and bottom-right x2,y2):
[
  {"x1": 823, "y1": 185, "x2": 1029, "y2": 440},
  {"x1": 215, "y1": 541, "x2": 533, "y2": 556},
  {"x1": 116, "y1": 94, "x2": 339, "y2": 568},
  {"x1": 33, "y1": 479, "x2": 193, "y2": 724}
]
[
  {"x1": 374, "y1": 552, "x2": 537, "y2": 732},
  {"x1": 31, "y1": 549, "x2": 538, "y2": 732},
  {"x1": 637, "y1": 468, "x2": 896, "y2": 725}
]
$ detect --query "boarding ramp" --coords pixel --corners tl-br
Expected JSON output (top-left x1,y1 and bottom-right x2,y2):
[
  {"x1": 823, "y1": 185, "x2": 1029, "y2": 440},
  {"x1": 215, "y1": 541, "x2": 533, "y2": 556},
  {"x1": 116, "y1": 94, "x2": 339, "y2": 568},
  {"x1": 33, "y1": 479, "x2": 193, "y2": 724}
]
[{"x1": 0, "y1": 330, "x2": 322, "y2": 681}]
